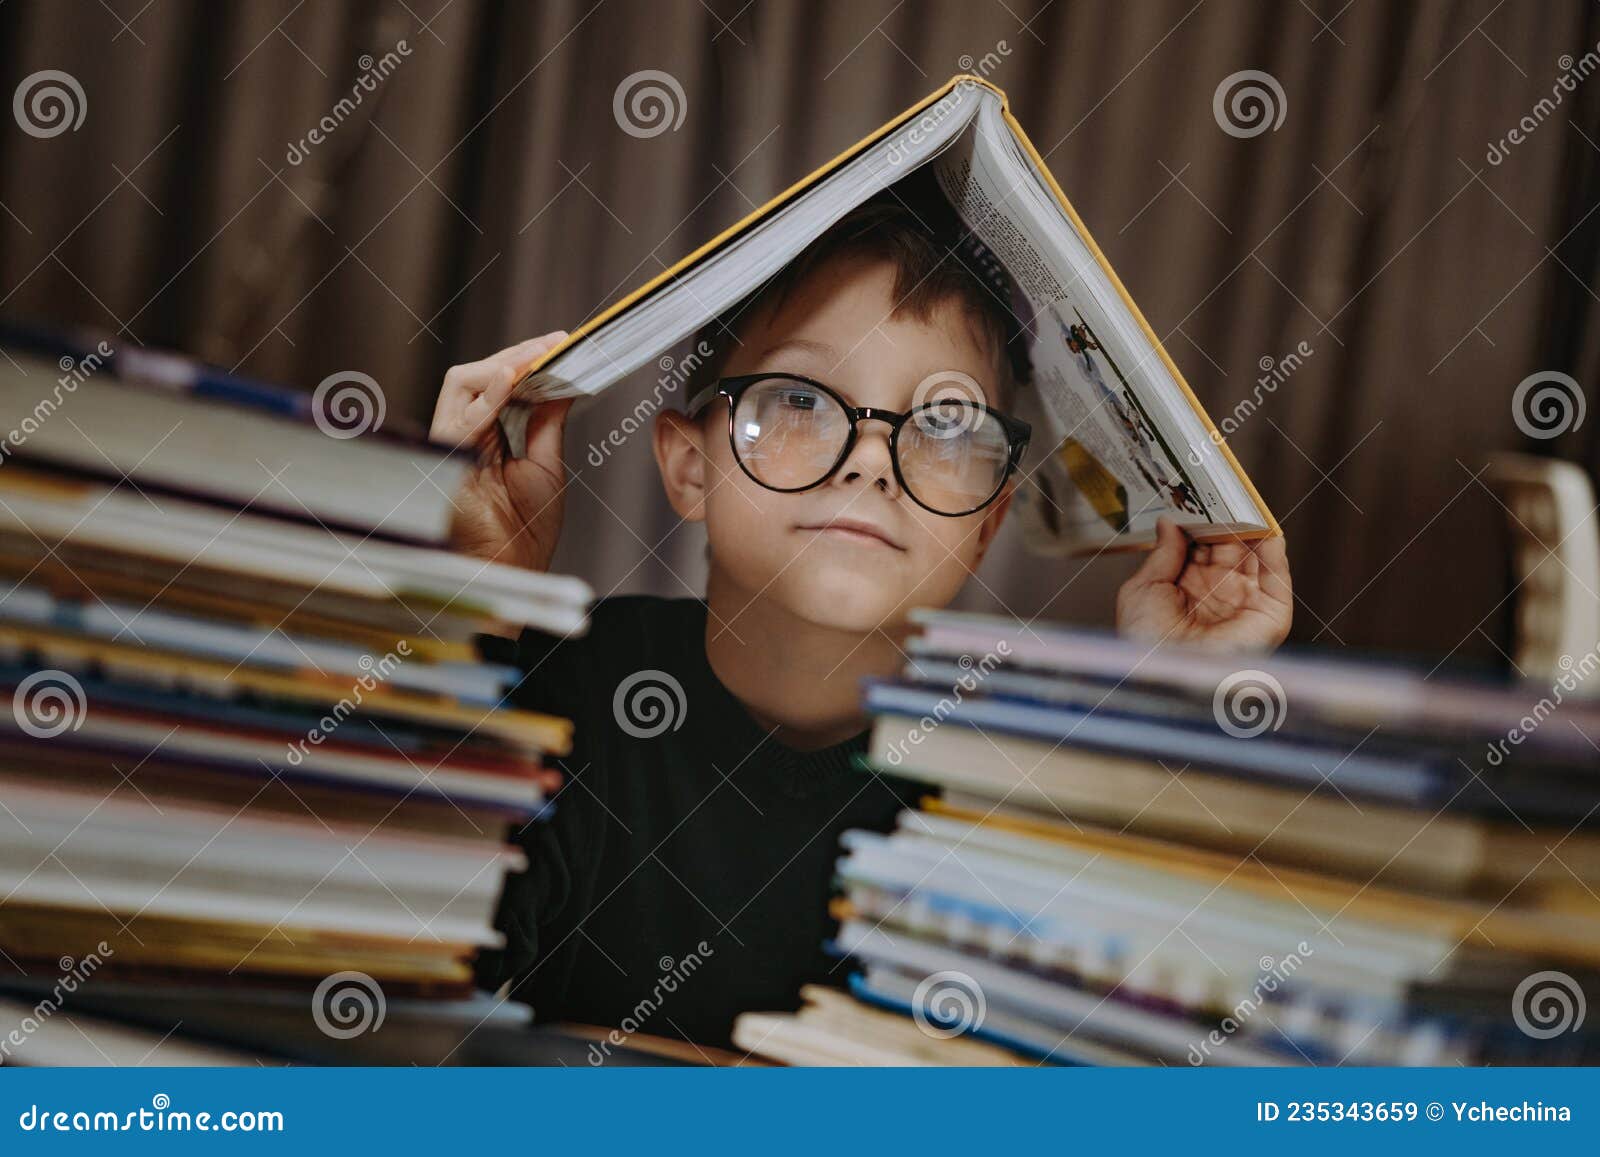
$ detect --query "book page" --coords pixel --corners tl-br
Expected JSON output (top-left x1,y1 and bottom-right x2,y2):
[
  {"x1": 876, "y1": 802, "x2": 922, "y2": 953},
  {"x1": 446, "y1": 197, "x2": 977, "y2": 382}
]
[{"x1": 927, "y1": 110, "x2": 1237, "y2": 554}]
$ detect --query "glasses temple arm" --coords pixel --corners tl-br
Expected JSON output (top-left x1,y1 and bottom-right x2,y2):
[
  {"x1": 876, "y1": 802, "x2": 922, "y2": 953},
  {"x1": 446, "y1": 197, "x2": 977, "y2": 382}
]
[{"x1": 684, "y1": 383, "x2": 720, "y2": 417}]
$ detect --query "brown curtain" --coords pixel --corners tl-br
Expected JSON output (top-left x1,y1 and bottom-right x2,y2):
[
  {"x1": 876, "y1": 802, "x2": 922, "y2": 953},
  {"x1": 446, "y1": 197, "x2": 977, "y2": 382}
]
[{"x1": 2, "y1": 0, "x2": 1596, "y2": 662}]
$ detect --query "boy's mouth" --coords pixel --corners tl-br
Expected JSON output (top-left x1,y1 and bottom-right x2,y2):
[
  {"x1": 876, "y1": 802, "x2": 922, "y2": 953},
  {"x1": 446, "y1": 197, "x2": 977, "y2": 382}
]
[{"x1": 795, "y1": 517, "x2": 906, "y2": 551}]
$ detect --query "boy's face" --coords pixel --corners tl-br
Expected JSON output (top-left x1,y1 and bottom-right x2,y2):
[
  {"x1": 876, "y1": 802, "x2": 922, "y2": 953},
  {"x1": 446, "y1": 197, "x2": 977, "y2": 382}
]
[{"x1": 654, "y1": 254, "x2": 1014, "y2": 635}]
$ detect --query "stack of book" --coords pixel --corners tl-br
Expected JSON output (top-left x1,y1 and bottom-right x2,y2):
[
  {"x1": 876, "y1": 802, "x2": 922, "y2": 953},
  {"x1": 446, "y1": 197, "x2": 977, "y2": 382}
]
[
  {"x1": 0, "y1": 332, "x2": 588, "y2": 1044},
  {"x1": 736, "y1": 609, "x2": 1600, "y2": 1066}
]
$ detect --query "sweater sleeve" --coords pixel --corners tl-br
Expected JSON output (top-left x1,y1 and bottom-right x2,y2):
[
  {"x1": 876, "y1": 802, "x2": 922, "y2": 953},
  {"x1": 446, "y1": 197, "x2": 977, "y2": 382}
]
[
  {"x1": 470, "y1": 619, "x2": 601, "y2": 999},
  {"x1": 469, "y1": 596, "x2": 698, "y2": 1020}
]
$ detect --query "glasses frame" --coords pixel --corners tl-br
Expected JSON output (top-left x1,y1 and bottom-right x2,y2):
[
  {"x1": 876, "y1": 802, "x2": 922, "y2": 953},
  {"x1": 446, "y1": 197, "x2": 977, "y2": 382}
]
[{"x1": 688, "y1": 372, "x2": 1032, "y2": 518}]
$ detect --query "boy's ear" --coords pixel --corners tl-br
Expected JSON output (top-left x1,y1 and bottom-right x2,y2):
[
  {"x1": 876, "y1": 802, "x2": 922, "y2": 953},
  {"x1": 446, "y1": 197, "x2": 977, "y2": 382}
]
[
  {"x1": 652, "y1": 408, "x2": 709, "y2": 522},
  {"x1": 968, "y1": 483, "x2": 1015, "y2": 571}
]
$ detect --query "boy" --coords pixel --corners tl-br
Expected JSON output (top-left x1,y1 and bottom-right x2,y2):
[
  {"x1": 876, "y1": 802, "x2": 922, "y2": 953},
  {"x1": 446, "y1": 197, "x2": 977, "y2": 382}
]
[{"x1": 431, "y1": 191, "x2": 1293, "y2": 1048}]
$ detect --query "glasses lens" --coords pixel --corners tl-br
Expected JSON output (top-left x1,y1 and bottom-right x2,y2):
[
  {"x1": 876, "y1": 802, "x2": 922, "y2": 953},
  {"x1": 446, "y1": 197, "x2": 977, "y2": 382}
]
[
  {"x1": 898, "y1": 401, "x2": 1013, "y2": 514},
  {"x1": 731, "y1": 377, "x2": 852, "y2": 490}
]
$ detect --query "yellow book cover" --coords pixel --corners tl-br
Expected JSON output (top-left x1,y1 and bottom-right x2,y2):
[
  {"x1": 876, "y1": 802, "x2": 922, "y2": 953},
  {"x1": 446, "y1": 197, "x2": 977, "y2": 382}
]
[{"x1": 502, "y1": 75, "x2": 1278, "y2": 555}]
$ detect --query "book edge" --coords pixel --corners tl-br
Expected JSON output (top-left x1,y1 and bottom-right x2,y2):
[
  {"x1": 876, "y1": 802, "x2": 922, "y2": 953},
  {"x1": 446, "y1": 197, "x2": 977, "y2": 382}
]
[{"x1": 507, "y1": 73, "x2": 987, "y2": 394}]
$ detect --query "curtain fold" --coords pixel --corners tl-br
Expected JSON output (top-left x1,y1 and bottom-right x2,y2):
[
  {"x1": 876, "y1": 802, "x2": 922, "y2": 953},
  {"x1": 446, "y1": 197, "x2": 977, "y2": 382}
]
[{"x1": 2, "y1": 0, "x2": 1596, "y2": 662}]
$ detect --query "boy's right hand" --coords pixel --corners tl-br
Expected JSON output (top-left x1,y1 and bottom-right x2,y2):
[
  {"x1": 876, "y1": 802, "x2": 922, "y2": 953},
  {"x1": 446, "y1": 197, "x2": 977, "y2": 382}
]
[{"x1": 430, "y1": 331, "x2": 571, "y2": 572}]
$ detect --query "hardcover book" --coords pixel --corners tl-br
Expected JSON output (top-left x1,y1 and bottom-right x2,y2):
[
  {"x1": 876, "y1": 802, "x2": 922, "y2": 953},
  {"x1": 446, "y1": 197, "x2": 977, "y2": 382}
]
[{"x1": 498, "y1": 74, "x2": 1279, "y2": 555}]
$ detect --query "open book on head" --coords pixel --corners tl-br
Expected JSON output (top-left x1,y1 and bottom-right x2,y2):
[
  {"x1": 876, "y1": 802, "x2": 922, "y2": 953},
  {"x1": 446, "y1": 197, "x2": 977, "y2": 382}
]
[{"x1": 498, "y1": 75, "x2": 1279, "y2": 555}]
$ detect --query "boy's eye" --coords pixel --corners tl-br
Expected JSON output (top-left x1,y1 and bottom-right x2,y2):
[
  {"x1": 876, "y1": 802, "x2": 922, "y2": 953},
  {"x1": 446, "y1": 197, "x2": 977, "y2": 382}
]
[
  {"x1": 777, "y1": 388, "x2": 819, "y2": 411},
  {"x1": 918, "y1": 402, "x2": 969, "y2": 436}
]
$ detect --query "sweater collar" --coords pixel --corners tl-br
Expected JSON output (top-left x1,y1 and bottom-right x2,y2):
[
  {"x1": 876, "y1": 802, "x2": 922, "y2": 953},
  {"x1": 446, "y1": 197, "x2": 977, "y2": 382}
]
[{"x1": 685, "y1": 599, "x2": 869, "y2": 796}]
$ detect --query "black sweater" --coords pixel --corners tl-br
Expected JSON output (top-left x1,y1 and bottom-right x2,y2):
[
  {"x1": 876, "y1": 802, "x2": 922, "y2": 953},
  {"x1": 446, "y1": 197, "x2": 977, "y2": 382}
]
[{"x1": 474, "y1": 595, "x2": 922, "y2": 1048}]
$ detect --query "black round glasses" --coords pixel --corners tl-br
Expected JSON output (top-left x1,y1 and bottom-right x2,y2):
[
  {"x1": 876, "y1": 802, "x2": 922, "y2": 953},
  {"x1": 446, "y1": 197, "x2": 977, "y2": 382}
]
[{"x1": 685, "y1": 373, "x2": 1031, "y2": 517}]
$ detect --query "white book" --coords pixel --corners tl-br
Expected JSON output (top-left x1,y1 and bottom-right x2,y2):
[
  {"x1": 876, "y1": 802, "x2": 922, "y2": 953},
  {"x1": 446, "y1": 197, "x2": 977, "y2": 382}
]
[
  {"x1": 0, "y1": 999, "x2": 263, "y2": 1066},
  {"x1": 0, "y1": 781, "x2": 522, "y2": 943},
  {"x1": 0, "y1": 867, "x2": 506, "y2": 945},
  {"x1": 0, "y1": 468, "x2": 592, "y2": 635},
  {"x1": 0, "y1": 350, "x2": 464, "y2": 545}
]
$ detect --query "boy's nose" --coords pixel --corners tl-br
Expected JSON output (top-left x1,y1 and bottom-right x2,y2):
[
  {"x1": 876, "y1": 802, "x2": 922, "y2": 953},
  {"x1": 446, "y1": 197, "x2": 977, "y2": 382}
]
[{"x1": 832, "y1": 422, "x2": 902, "y2": 499}]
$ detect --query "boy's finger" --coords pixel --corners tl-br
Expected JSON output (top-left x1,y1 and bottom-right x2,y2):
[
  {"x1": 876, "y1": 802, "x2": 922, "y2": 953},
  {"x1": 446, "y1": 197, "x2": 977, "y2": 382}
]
[
  {"x1": 521, "y1": 396, "x2": 575, "y2": 463},
  {"x1": 473, "y1": 362, "x2": 527, "y2": 413},
  {"x1": 497, "y1": 330, "x2": 569, "y2": 372},
  {"x1": 462, "y1": 333, "x2": 568, "y2": 395},
  {"x1": 1206, "y1": 540, "x2": 1252, "y2": 573},
  {"x1": 1128, "y1": 516, "x2": 1189, "y2": 588},
  {"x1": 434, "y1": 332, "x2": 569, "y2": 450},
  {"x1": 467, "y1": 332, "x2": 571, "y2": 419},
  {"x1": 1251, "y1": 533, "x2": 1292, "y2": 600}
]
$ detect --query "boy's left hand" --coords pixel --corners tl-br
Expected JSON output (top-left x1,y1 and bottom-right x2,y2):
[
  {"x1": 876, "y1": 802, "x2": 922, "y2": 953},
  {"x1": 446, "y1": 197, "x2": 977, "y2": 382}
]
[{"x1": 1115, "y1": 518, "x2": 1293, "y2": 651}]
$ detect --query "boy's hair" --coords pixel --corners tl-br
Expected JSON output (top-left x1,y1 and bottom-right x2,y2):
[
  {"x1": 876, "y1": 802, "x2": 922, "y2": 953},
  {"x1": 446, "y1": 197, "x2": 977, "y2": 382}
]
[{"x1": 682, "y1": 172, "x2": 1032, "y2": 412}]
